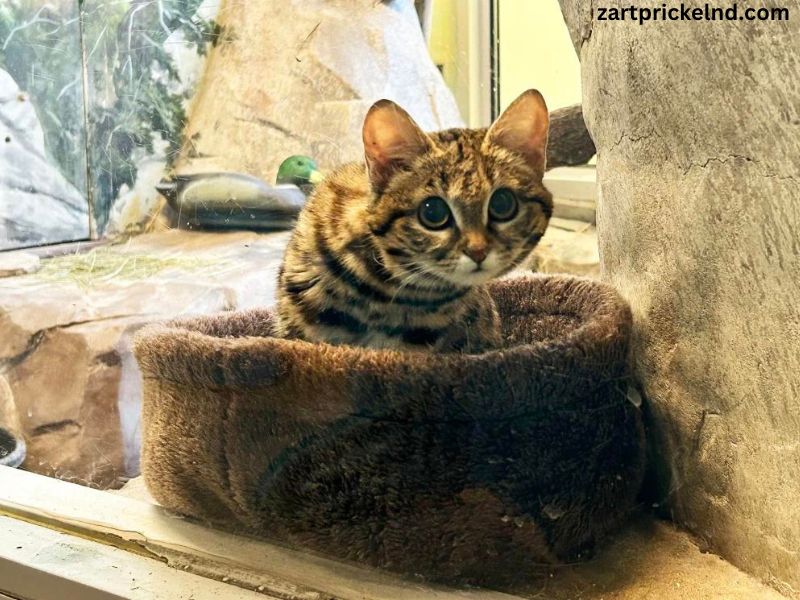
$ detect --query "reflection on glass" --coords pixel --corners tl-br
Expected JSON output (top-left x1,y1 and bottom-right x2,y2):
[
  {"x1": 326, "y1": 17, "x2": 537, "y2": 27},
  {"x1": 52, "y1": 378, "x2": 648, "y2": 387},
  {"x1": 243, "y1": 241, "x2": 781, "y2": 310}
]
[{"x1": 0, "y1": 1, "x2": 89, "y2": 249}]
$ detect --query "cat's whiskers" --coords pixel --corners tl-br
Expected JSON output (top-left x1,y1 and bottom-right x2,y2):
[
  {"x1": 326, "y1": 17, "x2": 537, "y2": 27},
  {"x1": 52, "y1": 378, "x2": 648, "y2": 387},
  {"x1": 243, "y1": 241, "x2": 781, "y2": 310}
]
[
  {"x1": 392, "y1": 272, "x2": 425, "y2": 303},
  {"x1": 397, "y1": 259, "x2": 457, "y2": 294},
  {"x1": 388, "y1": 262, "x2": 432, "y2": 305},
  {"x1": 386, "y1": 258, "x2": 426, "y2": 279}
]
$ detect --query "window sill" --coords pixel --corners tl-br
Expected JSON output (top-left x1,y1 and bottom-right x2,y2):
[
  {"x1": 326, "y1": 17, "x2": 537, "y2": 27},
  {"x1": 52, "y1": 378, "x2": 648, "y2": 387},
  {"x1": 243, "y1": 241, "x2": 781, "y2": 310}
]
[
  {"x1": 543, "y1": 166, "x2": 597, "y2": 223},
  {"x1": 0, "y1": 467, "x2": 519, "y2": 600}
]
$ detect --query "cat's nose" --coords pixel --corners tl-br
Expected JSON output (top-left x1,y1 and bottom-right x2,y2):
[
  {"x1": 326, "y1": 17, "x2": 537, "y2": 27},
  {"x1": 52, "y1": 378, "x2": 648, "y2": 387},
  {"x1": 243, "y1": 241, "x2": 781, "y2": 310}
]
[
  {"x1": 464, "y1": 244, "x2": 488, "y2": 265},
  {"x1": 464, "y1": 232, "x2": 489, "y2": 264}
]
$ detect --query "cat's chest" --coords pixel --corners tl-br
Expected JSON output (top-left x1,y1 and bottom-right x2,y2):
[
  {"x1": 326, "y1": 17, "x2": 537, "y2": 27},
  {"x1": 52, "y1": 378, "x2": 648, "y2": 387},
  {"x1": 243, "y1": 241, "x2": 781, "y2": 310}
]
[
  {"x1": 308, "y1": 326, "x2": 411, "y2": 351},
  {"x1": 310, "y1": 299, "x2": 462, "y2": 347}
]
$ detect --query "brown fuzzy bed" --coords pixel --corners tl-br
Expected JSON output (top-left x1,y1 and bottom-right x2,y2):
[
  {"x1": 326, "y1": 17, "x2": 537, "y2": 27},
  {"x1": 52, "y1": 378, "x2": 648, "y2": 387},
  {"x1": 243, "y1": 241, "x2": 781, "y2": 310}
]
[{"x1": 134, "y1": 274, "x2": 645, "y2": 584}]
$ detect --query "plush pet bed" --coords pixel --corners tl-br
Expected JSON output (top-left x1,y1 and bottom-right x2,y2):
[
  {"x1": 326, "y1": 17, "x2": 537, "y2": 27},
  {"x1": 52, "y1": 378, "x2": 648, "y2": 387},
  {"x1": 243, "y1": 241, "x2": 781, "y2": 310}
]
[{"x1": 134, "y1": 274, "x2": 645, "y2": 584}]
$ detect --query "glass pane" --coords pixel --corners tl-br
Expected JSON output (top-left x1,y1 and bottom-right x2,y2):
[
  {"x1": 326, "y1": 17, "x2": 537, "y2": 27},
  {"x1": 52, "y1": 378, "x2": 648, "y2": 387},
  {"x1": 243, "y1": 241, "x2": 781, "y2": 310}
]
[
  {"x1": 496, "y1": 0, "x2": 582, "y2": 111},
  {"x1": 0, "y1": 1, "x2": 90, "y2": 249},
  {"x1": 0, "y1": 1, "x2": 623, "y2": 594},
  {"x1": 0, "y1": 0, "x2": 219, "y2": 487},
  {"x1": 82, "y1": 0, "x2": 215, "y2": 236},
  {"x1": 0, "y1": 0, "x2": 598, "y2": 502}
]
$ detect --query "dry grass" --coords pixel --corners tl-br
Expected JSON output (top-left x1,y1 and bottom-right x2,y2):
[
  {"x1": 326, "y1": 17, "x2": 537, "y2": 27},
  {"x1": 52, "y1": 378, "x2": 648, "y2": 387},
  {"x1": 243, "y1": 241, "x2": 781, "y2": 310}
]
[{"x1": 36, "y1": 245, "x2": 221, "y2": 289}]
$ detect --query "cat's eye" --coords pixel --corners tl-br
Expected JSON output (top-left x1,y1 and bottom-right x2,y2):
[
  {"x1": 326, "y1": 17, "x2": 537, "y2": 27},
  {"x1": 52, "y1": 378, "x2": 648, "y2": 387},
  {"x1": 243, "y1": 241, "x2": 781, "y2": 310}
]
[
  {"x1": 488, "y1": 188, "x2": 518, "y2": 222},
  {"x1": 418, "y1": 196, "x2": 452, "y2": 230}
]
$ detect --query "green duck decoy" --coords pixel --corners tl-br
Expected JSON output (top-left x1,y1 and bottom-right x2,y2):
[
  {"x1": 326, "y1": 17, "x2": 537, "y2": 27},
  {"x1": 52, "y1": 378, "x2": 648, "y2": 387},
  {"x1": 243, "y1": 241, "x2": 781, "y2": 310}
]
[
  {"x1": 156, "y1": 172, "x2": 309, "y2": 231},
  {"x1": 275, "y1": 155, "x2": 324, "y2": 193}
]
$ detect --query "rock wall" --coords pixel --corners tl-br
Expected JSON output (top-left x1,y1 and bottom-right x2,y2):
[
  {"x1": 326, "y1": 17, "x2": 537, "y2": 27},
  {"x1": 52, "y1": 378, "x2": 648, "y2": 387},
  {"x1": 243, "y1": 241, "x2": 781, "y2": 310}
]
[
  {"x1": 173, "y1": 0, "x2": 462, "y2": 181},
  {"x1": 558, "y1": 1, "x2": 800, "y2": 594},
  {"x1": 0, "y1": 70, "x2": 89, "y2": 249},
  {"x1": 0, "y1": 230, "x2": 290, "y2": 488}
]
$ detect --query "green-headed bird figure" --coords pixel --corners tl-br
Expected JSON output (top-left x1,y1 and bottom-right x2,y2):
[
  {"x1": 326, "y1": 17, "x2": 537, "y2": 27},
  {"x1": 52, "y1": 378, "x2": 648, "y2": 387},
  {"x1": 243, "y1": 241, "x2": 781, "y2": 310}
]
[{"x1": 275, "y1": 155, "x2": 323, "y2": 194}]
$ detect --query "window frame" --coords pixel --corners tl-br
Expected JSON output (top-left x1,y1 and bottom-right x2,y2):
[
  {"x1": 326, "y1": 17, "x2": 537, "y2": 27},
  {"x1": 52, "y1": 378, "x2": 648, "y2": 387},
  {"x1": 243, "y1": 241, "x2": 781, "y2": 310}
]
[{"x1": 0, "y1": 467, "x2": 527, "y2": 600}]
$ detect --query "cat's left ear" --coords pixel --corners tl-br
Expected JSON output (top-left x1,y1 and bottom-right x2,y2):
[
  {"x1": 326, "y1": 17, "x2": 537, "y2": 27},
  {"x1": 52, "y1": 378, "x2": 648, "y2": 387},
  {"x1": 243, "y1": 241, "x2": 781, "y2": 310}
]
[
  {"x1": 484, "y1": 89, "x2": 549, "y2": 174},
  {"x1": 363, "y1": 100, "x2": 433, "y2": 193}
]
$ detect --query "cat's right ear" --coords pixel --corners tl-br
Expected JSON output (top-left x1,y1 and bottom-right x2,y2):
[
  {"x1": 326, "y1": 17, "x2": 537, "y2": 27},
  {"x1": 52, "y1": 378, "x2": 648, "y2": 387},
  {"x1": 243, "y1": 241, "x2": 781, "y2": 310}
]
[
  {"x1": 363, "y1": 100, "x2": 433, "y2": 193},
  {"x1": 484, "y1": 89, "x2": 549, "y2": 175}
]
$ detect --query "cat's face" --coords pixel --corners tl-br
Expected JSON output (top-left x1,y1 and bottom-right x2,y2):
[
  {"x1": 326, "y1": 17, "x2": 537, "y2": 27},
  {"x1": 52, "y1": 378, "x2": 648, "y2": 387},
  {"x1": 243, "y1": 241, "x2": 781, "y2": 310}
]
[{"x1": 363, "y1": 90, "x2": 552, "y2": 289}]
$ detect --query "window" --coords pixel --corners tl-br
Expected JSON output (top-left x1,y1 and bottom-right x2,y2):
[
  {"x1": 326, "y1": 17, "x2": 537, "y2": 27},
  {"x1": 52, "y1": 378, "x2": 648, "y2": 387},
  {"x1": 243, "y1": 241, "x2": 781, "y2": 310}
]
[{"x1": 0, "y1": 2, "x2": 600, "y2": 597}]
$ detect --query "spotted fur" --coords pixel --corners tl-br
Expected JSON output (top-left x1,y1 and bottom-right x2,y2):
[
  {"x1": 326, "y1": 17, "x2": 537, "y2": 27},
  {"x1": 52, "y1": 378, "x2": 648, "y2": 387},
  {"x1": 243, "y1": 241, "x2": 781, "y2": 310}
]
[{"x1": 276, "y1": 90, "x2": 553, "y2": 352}]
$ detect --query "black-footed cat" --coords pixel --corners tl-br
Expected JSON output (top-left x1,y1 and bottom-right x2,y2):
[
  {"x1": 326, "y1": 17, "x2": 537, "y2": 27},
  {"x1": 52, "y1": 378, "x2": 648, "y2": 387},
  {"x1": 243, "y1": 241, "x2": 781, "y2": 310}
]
[{"x1": 276, "y1": 89, "x2": 552, "y2": 352}]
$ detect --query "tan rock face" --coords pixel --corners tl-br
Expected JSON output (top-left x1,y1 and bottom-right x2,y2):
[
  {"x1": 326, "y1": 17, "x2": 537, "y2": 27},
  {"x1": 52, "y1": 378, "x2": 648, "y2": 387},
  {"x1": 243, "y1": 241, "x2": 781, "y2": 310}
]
[
  {"x1": 8, "y1": 320, "x2": 126, "y2": 487},
  {"x1": 0, "y1": 230, "x2": 289, "y2": 488},
  {"x1": 0, "y1": 376, "x2": 20, "y2": 436},
  {"x1": 0, "y1": 252, "x2": 40, "y2": 278},
  {"x1": 0, "y1": 375, "x2": 25, "y2": 468},
  {"x1": 559, "y1": 0, "x2": 800, "y2": 594},
  {"x1": 174, "y1": 0, "x2": 462, "y2": 181}
]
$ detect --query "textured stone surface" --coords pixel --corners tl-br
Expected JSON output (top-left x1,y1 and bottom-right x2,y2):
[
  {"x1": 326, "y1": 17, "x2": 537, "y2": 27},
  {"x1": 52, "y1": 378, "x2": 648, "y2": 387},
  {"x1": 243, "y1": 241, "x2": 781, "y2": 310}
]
[
  {"x1": 532, "y1": 217, "x2": 599, "y2": 277},
  {"x1": 172, "y1": 0, "x2": 462, "y2": 184},
  {"x1": 559, "y1": 0, "x2": 800, "y2": 595},
  {"x1": 0, "y1": 252, "x2": 40, "y2": 277},
  {"x1": 546, "y1": 104, "x2": 596, "y2": 169},
  {"x1": 0, "y1": 376, "x2": 20, "y2": 438},
  {"x1": 0, "y1": 69, "x2": 89, "y2": 249},
  {"x1": 0, "y1": 374, "x2": 25, "y2": 468},
  {"x1": 540, "y1": 517, "x2": 786, "y2": 600},
  {"x1": 0, "y1": 230, "x2": 288, "y2": 487}
]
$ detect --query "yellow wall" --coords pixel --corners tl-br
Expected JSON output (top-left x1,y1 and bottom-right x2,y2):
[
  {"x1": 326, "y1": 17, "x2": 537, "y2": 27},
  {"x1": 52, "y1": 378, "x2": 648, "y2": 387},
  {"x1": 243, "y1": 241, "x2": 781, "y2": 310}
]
[
  {"x1": 428, "y1": 0, "x2": 472, "y2": 123},
  {"x1": 428, "y1": 0, "x2": 580, "y2": 121},
  {"x1": 428, "y1": 0, "x2": 458, "y2": 88},
  {"x1": 498, "y1": 0, "x2": 581, "y2": 111}
]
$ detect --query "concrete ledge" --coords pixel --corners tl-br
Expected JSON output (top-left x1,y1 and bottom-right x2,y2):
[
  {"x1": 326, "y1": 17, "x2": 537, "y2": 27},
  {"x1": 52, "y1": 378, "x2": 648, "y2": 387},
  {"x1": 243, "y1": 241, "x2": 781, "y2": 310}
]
[{"x1": 0, "y1": 467, "x2": 785, "y2": 599}]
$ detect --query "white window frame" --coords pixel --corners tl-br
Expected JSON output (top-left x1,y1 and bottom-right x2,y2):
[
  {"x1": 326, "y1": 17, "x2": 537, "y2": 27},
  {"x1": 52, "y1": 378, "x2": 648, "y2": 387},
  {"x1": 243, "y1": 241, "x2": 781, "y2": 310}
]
[
  {"x1": 544, "y1": 166, "x2": 597, "y2": 223},
  {"x1": 0, "y1": 467, "x2": 527, "y2": 599}
]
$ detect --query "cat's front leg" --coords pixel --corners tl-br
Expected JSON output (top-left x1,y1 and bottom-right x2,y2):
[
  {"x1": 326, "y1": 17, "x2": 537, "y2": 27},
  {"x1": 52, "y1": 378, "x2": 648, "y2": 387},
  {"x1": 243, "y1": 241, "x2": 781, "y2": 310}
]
[{"x1": 436, "y1": 287, "x2": 502, "y2": 354}]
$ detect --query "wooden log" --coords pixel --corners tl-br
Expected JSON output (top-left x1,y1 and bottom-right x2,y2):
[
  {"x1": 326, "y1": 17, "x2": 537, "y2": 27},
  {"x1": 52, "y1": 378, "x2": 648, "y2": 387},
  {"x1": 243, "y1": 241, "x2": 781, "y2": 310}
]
[{"x1": 546, "y1": 104, "x2": 596, "y2": 170}]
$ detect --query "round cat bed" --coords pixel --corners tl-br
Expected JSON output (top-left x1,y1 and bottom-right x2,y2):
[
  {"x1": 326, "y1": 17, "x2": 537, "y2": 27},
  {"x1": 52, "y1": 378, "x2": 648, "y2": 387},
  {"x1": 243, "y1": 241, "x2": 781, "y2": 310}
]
[{"x1": 134, "y1": 274, "x2": 644, "y2": 584}]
